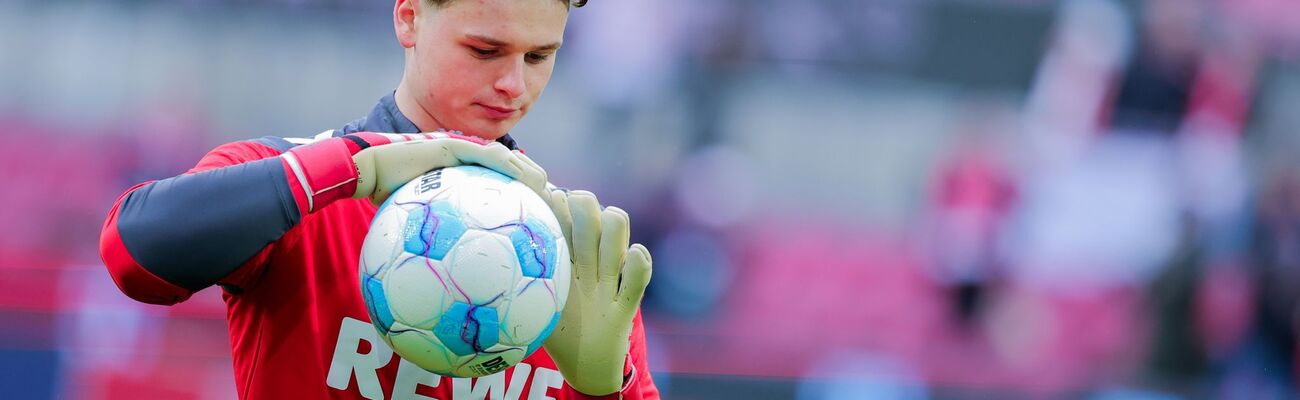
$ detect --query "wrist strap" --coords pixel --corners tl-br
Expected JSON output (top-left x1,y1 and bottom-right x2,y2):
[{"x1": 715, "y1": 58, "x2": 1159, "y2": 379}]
[
  {"x1": 279, "y1": 130, "x2": 494, "y2": 214},
  {"x1": 281, "y1": 136, "x2": 359, "y2": 213}
]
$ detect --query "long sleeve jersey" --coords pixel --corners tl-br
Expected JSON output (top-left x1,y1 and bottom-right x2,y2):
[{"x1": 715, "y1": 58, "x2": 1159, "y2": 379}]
[{"x1": 98, "y1": 92, "x2": 658, "y2": 400}]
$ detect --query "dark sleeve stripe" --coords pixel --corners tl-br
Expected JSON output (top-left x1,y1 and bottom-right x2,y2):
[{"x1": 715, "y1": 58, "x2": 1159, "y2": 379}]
[
  {"x1": 340, "y1": 134, "x2": 372, "y2": 152},
  {"x1": 115, "y1": 157, "x2": 302, "y2": 291},
  {"x1": 251, "y1": 136, "x2": 298, "y2": 153},
  {"x1": 100, "y1": 182, "x2": 194, "y2": 305}
]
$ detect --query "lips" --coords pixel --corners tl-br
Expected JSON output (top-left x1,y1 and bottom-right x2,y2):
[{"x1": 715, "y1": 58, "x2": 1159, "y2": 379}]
[{"x1": 476, "y1": 103, "x2": 517, "y2": 120}]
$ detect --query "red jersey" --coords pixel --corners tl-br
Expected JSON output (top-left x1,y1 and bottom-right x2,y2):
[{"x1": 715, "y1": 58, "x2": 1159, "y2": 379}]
[{"x1": 99, "y1": 93, "x2": 658, "y2": 400}]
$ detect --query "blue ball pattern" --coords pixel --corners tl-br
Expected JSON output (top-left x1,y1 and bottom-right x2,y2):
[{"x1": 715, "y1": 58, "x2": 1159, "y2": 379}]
[
  {"x1": 433, "y1": 301, "x2": 501, "y2": 356},
  {"x1": 363, "y1": 276, "x2": 395, "y2": 335},
  {"x1": 403, "y1": 200, "x2": 466, "y2": 261},
  {"x1": 511, "y1": 218, "x2": 559, "y2": 279}
]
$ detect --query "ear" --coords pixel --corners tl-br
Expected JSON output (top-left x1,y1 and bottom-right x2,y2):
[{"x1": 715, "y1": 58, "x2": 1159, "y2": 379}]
[{"x1": 394, "y1": 0, "x2": 418, "y2": 49}]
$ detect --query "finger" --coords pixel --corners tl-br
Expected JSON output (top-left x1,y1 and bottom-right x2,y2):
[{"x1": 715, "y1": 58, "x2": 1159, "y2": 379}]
[
  {"x1": 547, "y1": 189, "x2": 575, "y2": 260},
  {"x1": 510, "y1": 151, "x2": 549, "y2": 200},
  {"x1": 351, "y1": 151, "x2": 378, "y2": 200},
  {"x1": 443, "y1": 141, "x2": 525, "y2": 180},
  {"x1": 567, "y1": 191, "x2": 603, "y2": 272},
  {"x1": 598, "y1": 206, "x2": 630, "y2": 287},
  {"x1": 618, "y1": 243, "x2": 653, "y2": 307}
]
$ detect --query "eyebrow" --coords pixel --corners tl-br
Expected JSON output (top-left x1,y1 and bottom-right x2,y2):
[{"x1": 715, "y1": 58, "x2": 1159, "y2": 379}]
[{"x1": 466, "y1": 34, "x2": 562, "y2": 52}]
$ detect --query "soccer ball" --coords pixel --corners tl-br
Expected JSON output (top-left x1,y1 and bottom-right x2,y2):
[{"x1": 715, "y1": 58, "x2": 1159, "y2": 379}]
[{"x1": 359, "y1": 165, "x2": 570, "y2": 378}]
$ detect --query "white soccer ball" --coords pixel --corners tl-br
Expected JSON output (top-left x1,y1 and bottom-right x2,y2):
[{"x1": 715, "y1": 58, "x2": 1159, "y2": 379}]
[{"x1": 359, "y1": 165, "x2": 570, "y2": 378}]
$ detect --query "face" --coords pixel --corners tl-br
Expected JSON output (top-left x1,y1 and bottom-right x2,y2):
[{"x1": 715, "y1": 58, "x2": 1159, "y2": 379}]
[{"x1": 395, "y1": 0, "x2": 569, "y2": 140}]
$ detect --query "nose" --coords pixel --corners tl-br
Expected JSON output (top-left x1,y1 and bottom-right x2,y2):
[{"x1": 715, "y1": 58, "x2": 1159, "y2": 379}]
[{"x1": 494, "y1": 58, "x2": 526, "y2": 100}]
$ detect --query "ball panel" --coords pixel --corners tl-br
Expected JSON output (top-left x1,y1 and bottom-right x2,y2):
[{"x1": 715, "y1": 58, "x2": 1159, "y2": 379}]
[
  {"x1": 362, "y1": 275, "x2": 395, "y2": 334},
  {"x1": 360, "y1": 205, "x2": 409, "y2": 277},
  {"x1": 406, "y1": 168, "x2": 454, "y2": 199},
  {"x1": 526, "y1": 313, "x2": 560, "y2": 357},
  {"x1": 442, "y1": 230, "x2": 522, "y2": 305},
  {"x1": 472, "y1": 306, "x2": 500, "y2": 351},
  {"x1": 511, "y1": 218, "x2": 559, "y2": 279},
  {"x1": 383, "y1": 258, "x2": 452, "y2": 329},
  {"x1": 402, "y1": 201, "x2": 465, "y2": 261},
  {"x1": 446, "y1": 171, "x2": 525, "y2": 230},
  {"x1": 550, "y1": 243, "x2": 572, "y2": 312},
  {"x1": 389, "y1": 328, "x2": 459, "y2": 376},
  {"x1": 433, "y1": 301, "x2": 500, "y2": 357},
  {"x1": 497, "y1": 279, "x2": 559, "y2": 346}
]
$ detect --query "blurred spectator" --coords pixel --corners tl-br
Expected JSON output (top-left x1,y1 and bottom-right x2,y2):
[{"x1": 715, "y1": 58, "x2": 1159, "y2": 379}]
[
  {"x1": 923, "y1": 109, "x2": 1017, "y2": 326},
  {"x1": 1238, "y1": 165, "x2": 1300, "y2": 397}
]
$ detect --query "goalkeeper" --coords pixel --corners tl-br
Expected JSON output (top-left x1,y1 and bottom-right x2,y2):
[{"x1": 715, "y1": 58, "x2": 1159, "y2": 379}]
[{"x1": 97, "y1": 0, "x2": 657, "y2": 399}]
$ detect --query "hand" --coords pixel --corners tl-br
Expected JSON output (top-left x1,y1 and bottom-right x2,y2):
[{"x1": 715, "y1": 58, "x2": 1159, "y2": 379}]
[
  {"x1": 539, "y1": 189, "x2": 653, "y2": 395},
  {"x1": 349, "y1": 132, "x2": 547, "y2": 205}
]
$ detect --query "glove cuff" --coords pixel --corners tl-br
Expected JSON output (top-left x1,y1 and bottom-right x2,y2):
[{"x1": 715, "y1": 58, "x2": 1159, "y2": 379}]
[
  {"x1": 565, "y1": 353, "x2": 637, "y2": 400},
  {"x1": 279, "y1": 131, "x2": 492, "y2": 214},
  {"x1": 620, "y1": 352, "x2": 638, "y2": 393},
  {"x1": 281, "y1": 136, "x2": 361, "y2": 214}
]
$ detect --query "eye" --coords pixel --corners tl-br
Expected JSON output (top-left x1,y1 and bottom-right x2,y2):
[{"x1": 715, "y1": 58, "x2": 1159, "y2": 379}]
[
  {"x1": 525, "y1": 52, "x2": 550, "y2": 64},
  {"x1": 469, "y1": 47, "x2": 497, "y2": 58}
]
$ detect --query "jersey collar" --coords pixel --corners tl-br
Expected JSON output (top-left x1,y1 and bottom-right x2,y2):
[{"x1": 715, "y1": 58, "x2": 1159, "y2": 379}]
[{"x1": 340, "y1": 92, "x2": 519, "y2": 151}]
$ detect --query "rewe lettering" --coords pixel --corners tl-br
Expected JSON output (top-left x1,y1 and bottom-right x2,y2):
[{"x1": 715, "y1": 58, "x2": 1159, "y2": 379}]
[{"x1": 326, "y1": 317, "x2": 564, "y2": 400}]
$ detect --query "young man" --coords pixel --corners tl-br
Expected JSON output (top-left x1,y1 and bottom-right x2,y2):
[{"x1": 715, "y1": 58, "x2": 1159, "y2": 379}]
[{"x1": 97, "y1": 0, "x2": 658, "y2": 399}]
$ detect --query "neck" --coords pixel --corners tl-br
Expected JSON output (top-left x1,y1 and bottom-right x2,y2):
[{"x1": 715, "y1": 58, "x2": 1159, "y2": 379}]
[{"x1": 393, "y1": 81, "x2": 443, "y2": 132}]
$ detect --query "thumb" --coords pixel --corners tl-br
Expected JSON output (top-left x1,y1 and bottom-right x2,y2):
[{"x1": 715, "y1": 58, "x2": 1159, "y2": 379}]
[{"x1": 351, "y1": 150, "x2": 378, "y2": 200}]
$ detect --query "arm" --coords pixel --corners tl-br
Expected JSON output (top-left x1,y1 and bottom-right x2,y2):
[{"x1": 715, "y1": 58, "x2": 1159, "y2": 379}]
[
  {"x1": 100, "y1": 132, "x2": 546, "y2": 305},
  {"x1": 100, "y1": 138, "x2": 304, "y2": 305}
]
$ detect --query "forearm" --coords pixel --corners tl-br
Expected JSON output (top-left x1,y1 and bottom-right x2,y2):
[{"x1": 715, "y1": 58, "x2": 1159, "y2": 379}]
[{"x1": 101, "y1": 156, "x2": 306, "y2": 304}]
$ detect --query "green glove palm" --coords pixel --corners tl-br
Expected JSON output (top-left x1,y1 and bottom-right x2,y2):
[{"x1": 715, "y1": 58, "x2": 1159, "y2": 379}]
[{"x1": 540, "y1": 188, "x2": 653, "y2": 396}]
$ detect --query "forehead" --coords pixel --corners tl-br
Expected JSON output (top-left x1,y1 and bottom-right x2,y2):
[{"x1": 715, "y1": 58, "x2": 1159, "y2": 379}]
[{"x1": 434, "y1": 0, "x2": 569, "y2": 46}]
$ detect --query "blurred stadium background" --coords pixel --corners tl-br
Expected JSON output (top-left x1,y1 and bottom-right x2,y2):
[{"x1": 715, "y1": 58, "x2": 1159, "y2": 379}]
[{"x1": 5, "y1": 0, "x2": 1300, "y2": 398}]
